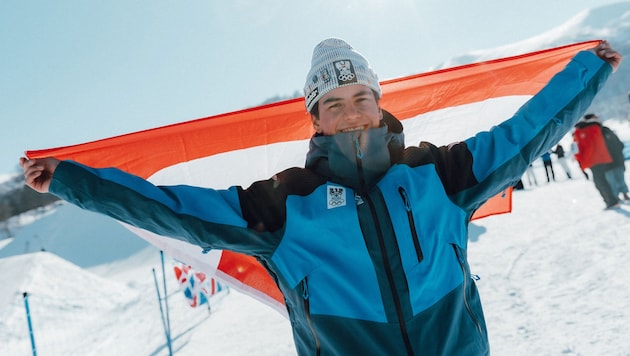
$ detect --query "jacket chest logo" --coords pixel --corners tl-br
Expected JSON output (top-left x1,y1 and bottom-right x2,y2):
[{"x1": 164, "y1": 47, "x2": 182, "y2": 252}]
[{"x1": 327, "y1": 185, "x2": 346, "y2": 209}]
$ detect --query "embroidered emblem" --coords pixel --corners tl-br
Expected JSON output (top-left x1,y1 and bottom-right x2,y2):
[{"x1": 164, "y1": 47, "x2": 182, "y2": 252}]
[
  {"x1": 318, "y1": 67, "x2": 331, "y2": 84},
  {"x1": 333, "y1": 60, "x2": 358, "y2": 85},
  {"x1": 327, "y1": 185, "x2": 346, "y2": 209}
]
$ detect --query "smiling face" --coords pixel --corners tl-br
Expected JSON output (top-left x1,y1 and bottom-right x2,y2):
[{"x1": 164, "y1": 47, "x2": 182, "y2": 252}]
[{"x1": 311, "y1": 84, "x2": 382, "y2": 136}]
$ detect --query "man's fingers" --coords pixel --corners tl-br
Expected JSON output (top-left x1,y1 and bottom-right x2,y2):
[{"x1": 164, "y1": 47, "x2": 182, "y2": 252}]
[
  {"x1": 24, "y1": 169, "x2": 42, "y2": 185},
  {"x1": 20, "y1": 157, "x2": 33, "y2": 169},
  {"x1": 19, "y1": 157, "x2": 56, "y2": 193},
  {"x1": 592, "y1": 41, "x2": 622, "y2": 72}
]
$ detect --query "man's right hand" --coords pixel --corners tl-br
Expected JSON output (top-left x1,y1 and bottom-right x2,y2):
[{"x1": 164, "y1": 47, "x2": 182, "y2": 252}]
[{"x1": 20, "y1": 157, "x2": 61, "y2": 193}]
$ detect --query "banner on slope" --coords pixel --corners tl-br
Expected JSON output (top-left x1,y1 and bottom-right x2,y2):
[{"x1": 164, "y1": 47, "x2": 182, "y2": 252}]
[
  {"x1": 174, "y1": 262, "x2": 227, "y2": 308},
  {"x1": 26, "y1": 40, "x2": 600, "y2": 315}
]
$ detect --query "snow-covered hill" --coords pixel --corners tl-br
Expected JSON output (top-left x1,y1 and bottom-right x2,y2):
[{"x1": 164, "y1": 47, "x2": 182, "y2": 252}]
[
  {"x1": 436, "y1": 2, "x2": 630, "y2": 121},
  {"x1": 0, "y1": 205, "x2": 296, "y2": 355}
]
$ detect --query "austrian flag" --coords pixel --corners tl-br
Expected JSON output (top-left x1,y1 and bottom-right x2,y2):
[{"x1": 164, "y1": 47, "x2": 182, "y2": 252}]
[{"x1": 26, "y1": 41, "x2": 600, "y2": 315}]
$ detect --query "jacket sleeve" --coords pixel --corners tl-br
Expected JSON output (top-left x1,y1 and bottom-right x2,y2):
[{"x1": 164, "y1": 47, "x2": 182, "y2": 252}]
[
  {"x1": 451, "y1": 50, "x2": 612, "y2": 211},
  {"x1": 49, "y1": 160, "x2": 277, "y2": 255}
]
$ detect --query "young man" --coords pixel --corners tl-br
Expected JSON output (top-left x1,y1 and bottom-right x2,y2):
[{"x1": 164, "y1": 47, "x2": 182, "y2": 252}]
[{"x1": 21, "y1": 39, "x2": 621, "y2": 355}]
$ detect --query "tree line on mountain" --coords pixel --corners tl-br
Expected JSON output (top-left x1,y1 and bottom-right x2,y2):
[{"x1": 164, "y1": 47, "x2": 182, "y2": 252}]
[{"x1": 1, "y1": 175, "x2": 59, "y2": 237}]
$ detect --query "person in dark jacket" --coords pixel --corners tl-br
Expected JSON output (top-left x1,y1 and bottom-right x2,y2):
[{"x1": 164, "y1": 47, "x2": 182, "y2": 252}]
[
  {"x1": 573, "y1": 114, "x2": 621, "y2": 208},
  {"x1": 541, "y1": 151, "x2": 556, "y2": 182},
  {"x1": 20, "y1": 39, "x2": 621, "y2": 355},
  {"x1": 552, "y1": 144, "x2": 573, "y2": 179},
  {"x1": 600, "y1": 118, "x2": 630, "y2": 201}
]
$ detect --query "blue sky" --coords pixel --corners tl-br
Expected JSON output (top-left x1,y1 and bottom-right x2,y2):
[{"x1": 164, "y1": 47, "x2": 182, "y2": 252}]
[{"x1": 0, "y1": 0, "x2": 624, "y2": 173}]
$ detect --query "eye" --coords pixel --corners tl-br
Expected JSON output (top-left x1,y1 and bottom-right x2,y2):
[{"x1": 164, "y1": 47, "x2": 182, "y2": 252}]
[{"x1": 356, "y1": 97, "x2": 370, "y2": 105}]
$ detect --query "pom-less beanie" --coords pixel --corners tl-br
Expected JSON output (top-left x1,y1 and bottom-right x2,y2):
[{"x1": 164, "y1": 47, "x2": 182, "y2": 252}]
[{"x1": 304, "y1": 38, "x2": 381, "y2": 113}]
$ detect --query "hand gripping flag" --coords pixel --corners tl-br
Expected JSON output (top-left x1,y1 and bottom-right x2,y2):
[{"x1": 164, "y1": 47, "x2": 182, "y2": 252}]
[{"x1": 26, "y1": 40, "x2": 600, "y2": 315}]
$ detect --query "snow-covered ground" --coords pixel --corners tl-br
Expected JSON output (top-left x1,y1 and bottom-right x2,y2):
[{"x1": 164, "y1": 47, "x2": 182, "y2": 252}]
[
  {"x1": 0, "y1": 121, "x2": 629, "y2": 355},
  {"x1": 0, "y1": 204, "x2": 296, "y2": 356}
]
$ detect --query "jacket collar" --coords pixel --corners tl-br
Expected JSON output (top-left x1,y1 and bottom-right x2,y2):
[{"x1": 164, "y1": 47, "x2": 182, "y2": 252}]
[{"x1": 305, "y1": 110, "x2": 405, "y2": 192}]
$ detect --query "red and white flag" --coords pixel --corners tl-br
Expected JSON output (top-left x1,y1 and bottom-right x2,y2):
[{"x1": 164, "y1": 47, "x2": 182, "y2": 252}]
[{"x1": 26, "y1": 40, "x2": 599, "y2": 315}]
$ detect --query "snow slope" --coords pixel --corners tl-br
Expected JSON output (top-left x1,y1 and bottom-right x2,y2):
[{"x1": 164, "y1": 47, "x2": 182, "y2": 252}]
[
  {"x1": 1, "y1": 153, "x2": 630, "y2": 355},
  {"x1": 0, "y1": 206, "x2": 296, "y2": 355}
]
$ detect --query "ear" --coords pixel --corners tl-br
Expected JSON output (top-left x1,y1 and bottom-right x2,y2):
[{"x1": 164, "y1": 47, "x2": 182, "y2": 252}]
[{"x1": 311, "y1": 115, "x2": 322, "y2": 133}]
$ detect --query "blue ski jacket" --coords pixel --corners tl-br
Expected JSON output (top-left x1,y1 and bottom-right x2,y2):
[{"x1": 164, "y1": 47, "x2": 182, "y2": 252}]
[{"x1": 49, "y1": 50, "x2": 611, "y2": 355}]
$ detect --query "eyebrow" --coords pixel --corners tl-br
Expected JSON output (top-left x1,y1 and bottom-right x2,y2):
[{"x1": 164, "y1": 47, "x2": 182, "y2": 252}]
[{"x1": 321, "y1": 89, "x2": 373, "y2": 106}]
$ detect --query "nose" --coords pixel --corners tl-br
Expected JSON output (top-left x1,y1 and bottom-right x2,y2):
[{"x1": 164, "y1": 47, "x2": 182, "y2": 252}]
[{"x1": 343, "y1": 104, "x2": 361, "y2": 121}]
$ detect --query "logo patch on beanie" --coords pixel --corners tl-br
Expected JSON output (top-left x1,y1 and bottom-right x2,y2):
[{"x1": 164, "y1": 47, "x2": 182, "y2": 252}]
[
  {"x1": 333, "y1": 60, "x2": 358, "y2": 85},
  {"x1": 305, "y1": 87, "x2": 319, "y2": 110},
  {"x1": 317, "y1": 68, "x2": 332, "y2": 85}
]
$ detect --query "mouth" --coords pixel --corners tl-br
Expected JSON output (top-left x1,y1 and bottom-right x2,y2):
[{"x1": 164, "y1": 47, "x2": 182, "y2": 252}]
[{"x1": 338, "y1": 126, "x2": 366, "y2": 133}]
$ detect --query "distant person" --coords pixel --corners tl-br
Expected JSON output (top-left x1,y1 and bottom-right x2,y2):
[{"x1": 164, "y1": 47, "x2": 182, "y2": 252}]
[
  {"x1": 20, "y1": 40, "x2": 622, "y2": 355},
  {"x1": 570, "y1": 141, "x2": 590, "y2": 180},
  {"x1": 524, "y1": 164, "x2": 538, "y2": 187},
  {"x1": 552, "y1": 144, "x2": 572, "y2": 179},
  {"x1": 600, "y1": 119, "x2": 630, "y2": 201},
  {"x1": 573, "y1": 114, "x2": 620, "y2": 209},
  {"x1": 541, "y1": 151, "x2": 556, "y2": 182}
]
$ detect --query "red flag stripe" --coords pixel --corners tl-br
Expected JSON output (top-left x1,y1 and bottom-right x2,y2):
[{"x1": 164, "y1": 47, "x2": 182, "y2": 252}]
[{"x1": 26, "y1": 40, "x2": 599, "y2": 179}]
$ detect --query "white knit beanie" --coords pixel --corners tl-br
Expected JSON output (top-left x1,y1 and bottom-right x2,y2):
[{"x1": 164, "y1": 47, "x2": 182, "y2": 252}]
[{"x1": 304, "y1": 38, "x2": 381, "y2": 113}]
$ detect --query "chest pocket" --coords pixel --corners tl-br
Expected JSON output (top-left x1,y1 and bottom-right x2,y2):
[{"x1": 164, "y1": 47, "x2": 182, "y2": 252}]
[
  {"x1": 271, "y1": 184, "x2": 388, "y2": 322},
  {"x1": 378, "y1": 165, "x2": 467, "y2": 313}
]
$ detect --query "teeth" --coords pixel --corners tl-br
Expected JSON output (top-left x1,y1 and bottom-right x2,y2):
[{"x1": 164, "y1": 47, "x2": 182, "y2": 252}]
[{"x1": 340, "y1": 127, "x2": 363, "y2": 133}]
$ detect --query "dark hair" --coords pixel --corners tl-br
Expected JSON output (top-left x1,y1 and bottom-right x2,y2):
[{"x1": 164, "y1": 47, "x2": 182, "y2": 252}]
[
  {"x1": 584, "y1": 113, "x2": 597, "y2": 120},
  {"x1": 309, "y1": 102, "x2": 320, "y2": 118},
  {"x1": 308, "y1": 89, "x2": 381, "y2": 119}
]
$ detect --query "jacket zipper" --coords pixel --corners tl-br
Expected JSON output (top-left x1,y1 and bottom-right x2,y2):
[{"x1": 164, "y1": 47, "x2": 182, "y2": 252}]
[
  {"x1": 302, "y1": 277, "x2": 321, "y2": 355},
  {"x1": 453, "y1": 246, "x2": 483, "y2": 336},
  {"x1": 398, "y1": 187, "x2": 424, "y2": 263},
  {"x1": 354, "y1": 136, "x2": 415, "y2": 355}
]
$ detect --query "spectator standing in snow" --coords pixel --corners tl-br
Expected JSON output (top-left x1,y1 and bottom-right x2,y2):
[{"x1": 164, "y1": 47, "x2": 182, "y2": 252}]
[
  {"x1": 570, "y1": 141, "x2": 590, "y2": 180},
  {"x1": 552, "y1": 144, "x2": 572, "y2": 179},
  {"x1": 600, "y1": 119, "x2": 630, "y2": 201},
  {"x1": 20, "y1": 40, "x2": 622, "y2": 355},
  {"x1": 573, "y1": 114, "x2": 621, "y2": 209},
  {"x1": 541, "y1": 151, "x2": 556, "y2": 182},
  {"x1": 524, "y1": 164, "x2": 538, "y2": 187}
]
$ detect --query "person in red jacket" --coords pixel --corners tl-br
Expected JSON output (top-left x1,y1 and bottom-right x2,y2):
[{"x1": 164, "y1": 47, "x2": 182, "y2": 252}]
[{"x1": 573, "y1": 114, "x2": 620, "y2": 209}]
